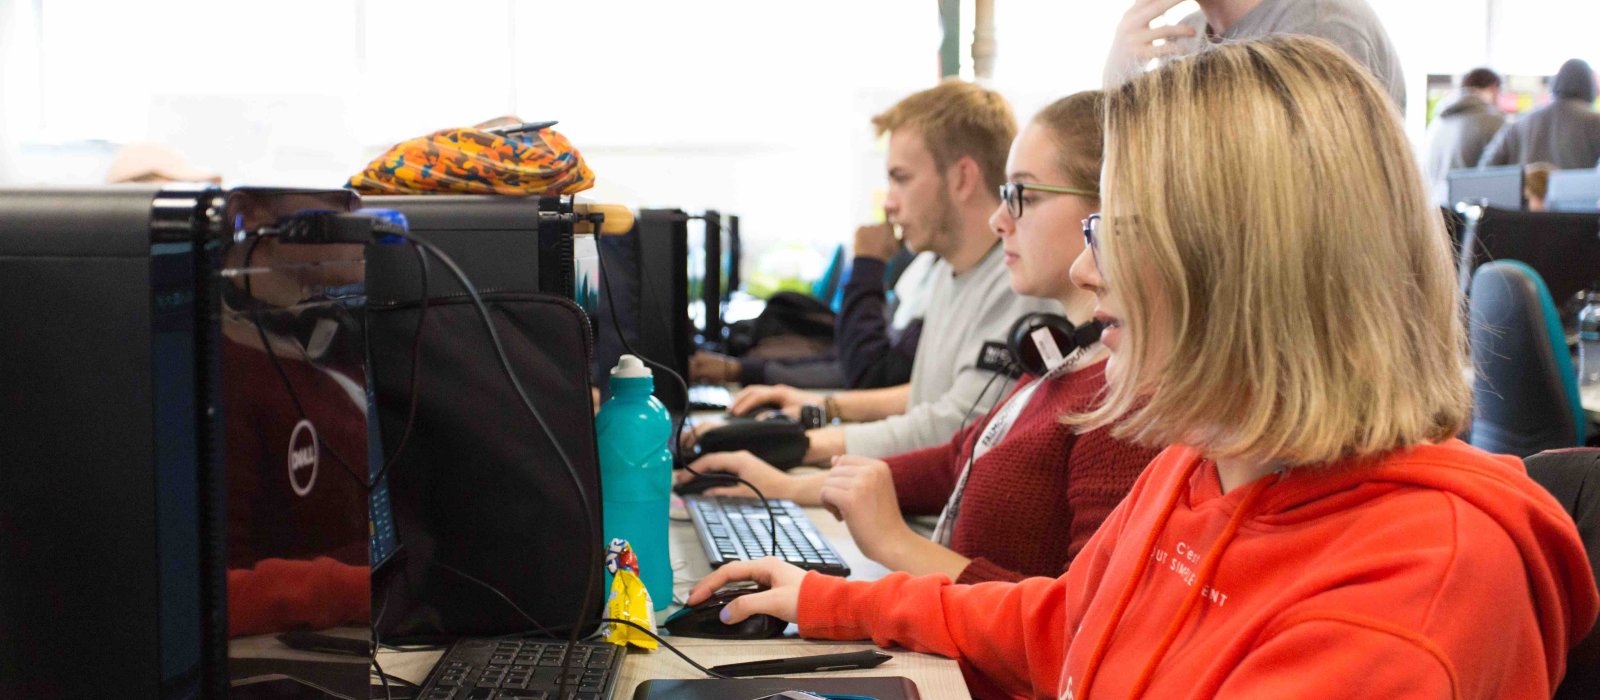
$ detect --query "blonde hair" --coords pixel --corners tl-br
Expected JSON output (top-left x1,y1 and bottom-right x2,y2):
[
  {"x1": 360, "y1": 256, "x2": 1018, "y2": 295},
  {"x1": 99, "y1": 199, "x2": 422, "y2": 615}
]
[
  {"x1": 1031, "y1": 91, "x2": 1105, "y2": 202},
  {"x1": 873, "y1": 78, "x2": 1017, "y2": 195},
  {"x1": 1069, "y1": 36, "x2": 1471, "y2": 466}
]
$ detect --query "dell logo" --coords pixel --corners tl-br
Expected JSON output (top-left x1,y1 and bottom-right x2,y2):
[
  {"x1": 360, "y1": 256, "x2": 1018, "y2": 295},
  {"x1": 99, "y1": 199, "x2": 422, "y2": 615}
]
[{"x1": 287, "y1": 419, "x2": 320, "y2": 497}]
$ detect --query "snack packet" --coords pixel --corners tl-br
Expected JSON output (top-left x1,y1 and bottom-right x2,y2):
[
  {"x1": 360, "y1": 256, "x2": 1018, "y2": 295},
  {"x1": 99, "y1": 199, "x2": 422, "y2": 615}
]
[{"x1": 603, "y1": 539, "x2": 658, "y2": 649}]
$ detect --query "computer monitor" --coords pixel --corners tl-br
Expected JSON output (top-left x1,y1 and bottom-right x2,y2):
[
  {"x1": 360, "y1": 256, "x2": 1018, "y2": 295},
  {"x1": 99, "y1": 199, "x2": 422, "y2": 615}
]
[
  {"x1": 0, "y1": 185, "x2": 229, "y2": 699},
  {"x1": 725, "y1": 214, "x2": 742, "y2": 302},
  {"x1": 1448, "y1": 165, "x2": 1525, "y2": 210},
  {"x1": 1459, "y1": 206, "x2": 1600, "y2": 317},
  {"x1": 1546, "y1": 169, "x2": 1600, "y2": 212},
  {"x1": 636, "y1": 208, "x2": 693, "y2": 410},
  {"x1": 692, "y1": 210, "x2": 725, "y2": 347}
]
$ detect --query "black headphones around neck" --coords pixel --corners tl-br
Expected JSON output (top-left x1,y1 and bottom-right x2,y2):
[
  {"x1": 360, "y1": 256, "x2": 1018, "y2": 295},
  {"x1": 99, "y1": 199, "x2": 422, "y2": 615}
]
[{"x1": 1005, "y1": 312, "x2": 1104, "y2": 376}]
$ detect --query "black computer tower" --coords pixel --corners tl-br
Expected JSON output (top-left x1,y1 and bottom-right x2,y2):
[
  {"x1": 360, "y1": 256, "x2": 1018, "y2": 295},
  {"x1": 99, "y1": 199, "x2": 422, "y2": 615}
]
[
  {"x1": 362, "y1": 194, "x2": 578, "y2": 302},
  {"x1": 0, "y1": 185, "x2": 229, "y2": 699}
]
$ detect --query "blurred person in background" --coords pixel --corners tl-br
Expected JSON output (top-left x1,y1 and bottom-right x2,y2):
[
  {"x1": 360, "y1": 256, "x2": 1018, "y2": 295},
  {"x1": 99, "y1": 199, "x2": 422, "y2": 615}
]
[
  {"x1": 1426, "y1": 67, "x2": 1505, "y2": 205},
  {"x1": 105, "y1": 142, "x2": 221, "y2": 185},
  {"x1": 1481, "y1": 59, "x2": 1600, "y2": 169}
]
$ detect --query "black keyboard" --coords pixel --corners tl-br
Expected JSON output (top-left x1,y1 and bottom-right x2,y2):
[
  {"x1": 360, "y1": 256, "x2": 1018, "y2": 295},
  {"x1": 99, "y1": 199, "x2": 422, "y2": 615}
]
[
  {"x1": 415, "y1": 638, "x2": 624, "y2": 700},
  {"x1": 687, "y1": 496, "x2": 850, "y2": 577},
  {"x1": 687, "y1": 385, "x2": 732, "y2": 411}
]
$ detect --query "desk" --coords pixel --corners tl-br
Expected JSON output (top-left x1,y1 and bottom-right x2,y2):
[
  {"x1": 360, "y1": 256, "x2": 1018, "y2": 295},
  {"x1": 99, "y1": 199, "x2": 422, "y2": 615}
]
[{"x1": 375, "y1": 500, "x2": 971, "y2": 700}]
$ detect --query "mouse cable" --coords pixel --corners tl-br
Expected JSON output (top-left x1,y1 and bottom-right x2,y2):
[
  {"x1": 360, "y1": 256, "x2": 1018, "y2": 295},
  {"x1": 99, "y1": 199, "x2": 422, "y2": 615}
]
[
  {"x1": 589, "y1": 218, "x2": 780, "y2": 555},
  {"x1": 368, "y1": 237, "x2": 432, "y2": 489},
  {"x1": 597, "y1": 617, "x2": 734, "y2": 680},
  {"x1": 382, "y1": 228, "x2": 601, "y2": 700}
]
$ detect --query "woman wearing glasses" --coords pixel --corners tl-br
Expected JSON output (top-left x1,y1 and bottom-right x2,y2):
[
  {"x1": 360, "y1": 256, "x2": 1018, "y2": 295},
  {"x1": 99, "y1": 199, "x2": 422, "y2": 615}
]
[
  {"x1": 689, "y1": 37, "x2": 1597, "y2": 699},
  {"x1": 680, "y1": 90, "x2": 1158, "y2": 585}
]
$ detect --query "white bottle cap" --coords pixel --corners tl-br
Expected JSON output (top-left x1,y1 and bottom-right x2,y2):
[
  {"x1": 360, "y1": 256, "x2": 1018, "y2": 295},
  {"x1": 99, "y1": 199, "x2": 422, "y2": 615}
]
[{"x1": 610, "y1": 354, "x2": 652, "y2": 379}]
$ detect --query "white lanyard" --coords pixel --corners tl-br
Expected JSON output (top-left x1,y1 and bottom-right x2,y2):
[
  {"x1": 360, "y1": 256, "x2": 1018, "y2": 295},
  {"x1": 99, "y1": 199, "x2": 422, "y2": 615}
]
[{"x1": 930, "y1": 362, "x2": 1068, "y2": 547}]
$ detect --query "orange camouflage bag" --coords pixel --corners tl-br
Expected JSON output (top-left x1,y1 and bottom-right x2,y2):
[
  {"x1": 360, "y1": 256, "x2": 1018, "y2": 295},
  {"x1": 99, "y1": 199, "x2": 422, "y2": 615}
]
[{"x1": 347, "y1": 125, "x2": 594, "y2": 195}]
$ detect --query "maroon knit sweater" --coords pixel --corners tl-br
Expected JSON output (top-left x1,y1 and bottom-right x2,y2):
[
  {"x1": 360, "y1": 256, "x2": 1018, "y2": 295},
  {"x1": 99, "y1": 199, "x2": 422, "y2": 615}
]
[{"x1": 886, "y1": 359, "x2": 1158, "y2": 584}]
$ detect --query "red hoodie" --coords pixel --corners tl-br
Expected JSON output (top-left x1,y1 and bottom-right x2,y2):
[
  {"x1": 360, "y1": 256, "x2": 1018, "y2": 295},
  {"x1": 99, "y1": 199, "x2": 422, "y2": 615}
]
[{"x1": 797, "y1": 439, "x2": 1599, "y2": 699}]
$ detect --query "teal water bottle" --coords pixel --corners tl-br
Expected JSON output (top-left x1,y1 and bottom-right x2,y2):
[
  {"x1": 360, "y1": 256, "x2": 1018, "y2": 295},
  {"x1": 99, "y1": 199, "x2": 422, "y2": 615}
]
[{"x1": 596, "y1": 355, "x2": 674, "y2": 610}]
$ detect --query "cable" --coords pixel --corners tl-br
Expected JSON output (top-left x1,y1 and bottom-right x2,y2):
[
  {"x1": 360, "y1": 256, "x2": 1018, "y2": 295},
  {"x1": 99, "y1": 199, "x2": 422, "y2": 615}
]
[
  {"x1": 382, "y1": 228, "x2": 600, "y2": 700},
  {"x1": 369, "y1": 239, "x2": 432, "y2": 488},
  {"x1": 953, "y1": 366, "x2": 1015, "y2": 474},
  {"x1": 591, "y1": 215, "x2": 781, "y2": 556},
  {"x1": 596, "y1": 617, "x2": 734, "y2": 679},
  {"x1": 432, "y1": 559, "x2": 558, "y2": 640},
  {"x1": 370, "y1": 652, "x2": 395, "y2": 700},
  {"x1": 239, "y1": 235, "x2": 368, "y2": 488},
  {"x1": 423, "y1": 545, "x2": 736, "y2": 682}
]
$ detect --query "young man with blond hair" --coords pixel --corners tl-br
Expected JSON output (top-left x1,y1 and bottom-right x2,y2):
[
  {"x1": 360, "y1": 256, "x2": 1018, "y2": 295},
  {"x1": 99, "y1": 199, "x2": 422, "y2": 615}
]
[{"x1": 725, "y1": 79, "x2": 1060, "y2": 462}]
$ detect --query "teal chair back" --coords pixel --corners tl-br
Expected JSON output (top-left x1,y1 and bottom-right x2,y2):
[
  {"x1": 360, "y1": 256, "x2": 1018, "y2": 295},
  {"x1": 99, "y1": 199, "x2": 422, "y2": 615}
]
[{"x1": 1469, "y1": 260, "x2": 1586, "y2": 456}]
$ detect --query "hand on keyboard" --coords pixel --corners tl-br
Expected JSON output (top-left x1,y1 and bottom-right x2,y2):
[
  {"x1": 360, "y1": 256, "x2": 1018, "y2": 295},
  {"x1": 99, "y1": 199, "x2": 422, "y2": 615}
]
[
  {"x1": 729, "y1": 384, "x2": 821, "y2": 419},
  {"x1": 818, "y1": 456, "x2": 917, "y2": 563}
]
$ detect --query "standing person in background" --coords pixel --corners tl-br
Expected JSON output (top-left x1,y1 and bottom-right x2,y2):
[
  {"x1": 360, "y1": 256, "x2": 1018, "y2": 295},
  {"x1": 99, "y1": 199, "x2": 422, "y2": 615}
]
[
  {"x1": 725, "y1": 79, "x2": 1061, "y2": 464},
  {"x1": 688, "y1": 37, "x2": 1597, "y2": 699},
  {"x1": 1103, "y1": 0, "x2": 1406, "y2": 110},
  {"x1": 1481, "y1": 59, "x2": 1600, "y2": 169},
  {"x1": 1426, "y1": 68, "x2": 1506, "y2": 206},
  {"x1": 684, "y1": 91, "x2": 1159, "y2": 585}
]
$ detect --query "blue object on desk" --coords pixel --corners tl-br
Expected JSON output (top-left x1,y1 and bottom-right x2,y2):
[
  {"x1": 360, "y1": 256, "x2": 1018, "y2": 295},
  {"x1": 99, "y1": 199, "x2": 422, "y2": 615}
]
[{"x1": 597, "y1": 354, "x2": 675, "y2": 609}]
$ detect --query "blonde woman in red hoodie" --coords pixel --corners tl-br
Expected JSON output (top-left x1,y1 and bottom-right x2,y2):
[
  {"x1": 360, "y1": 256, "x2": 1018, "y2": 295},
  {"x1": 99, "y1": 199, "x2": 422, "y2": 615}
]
[{"x1": 686, "y1": 36, "x2": 1599, "y2": 699}]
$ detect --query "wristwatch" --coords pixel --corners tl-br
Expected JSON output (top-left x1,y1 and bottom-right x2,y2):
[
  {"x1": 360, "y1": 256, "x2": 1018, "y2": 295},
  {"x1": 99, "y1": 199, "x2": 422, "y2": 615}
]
[{"x1": 799, "y1": 404, "x2": 825, "y2": 430}]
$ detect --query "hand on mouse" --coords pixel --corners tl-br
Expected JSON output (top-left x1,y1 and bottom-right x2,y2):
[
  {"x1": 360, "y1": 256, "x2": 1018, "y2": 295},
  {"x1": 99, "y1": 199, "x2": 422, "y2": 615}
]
[
  {"x1": 818, "y1": 456, "x2": 918, "y2": 564},
  {"x1": 686, "y1": 557, "x2": 807, "y2": 624},
  {"x1": 678, "y1": 451, "x2": 824, "y2": 503},
  {"x1": 729, "y1": 384, "x2": 823, "y2": 419}
]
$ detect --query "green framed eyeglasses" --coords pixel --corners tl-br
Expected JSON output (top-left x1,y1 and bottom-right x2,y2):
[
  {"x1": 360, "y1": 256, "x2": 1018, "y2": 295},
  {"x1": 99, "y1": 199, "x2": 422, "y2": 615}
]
[{"x1": 999, "y1": 181, "x2": 1098, "y2": 219}]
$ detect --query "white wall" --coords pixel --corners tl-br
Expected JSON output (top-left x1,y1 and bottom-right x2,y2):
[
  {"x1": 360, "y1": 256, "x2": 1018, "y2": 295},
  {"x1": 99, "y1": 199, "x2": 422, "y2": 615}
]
[
  {"x1": 3, "y1": 0, "x2": 936, "y2": 264},
  {"x1": 4, "y1": 0, "x2": 1599, "y2": 265}
]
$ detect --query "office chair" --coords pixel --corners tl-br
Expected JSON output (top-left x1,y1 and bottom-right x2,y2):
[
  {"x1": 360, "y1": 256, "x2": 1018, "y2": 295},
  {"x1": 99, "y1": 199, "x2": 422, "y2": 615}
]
[
  {"x1": 811, "y1": 243, "x2": 847, "y2": 312},
  {"x1": 1523, "y1": 448, "x2": 1600, "y2": 700},
  {"x1": 1457, "y1": 206, "x2": 1600, "y2": 317},
  {"x1": 1469, "y1": 261, "x2": 1585, "y2": 457}
]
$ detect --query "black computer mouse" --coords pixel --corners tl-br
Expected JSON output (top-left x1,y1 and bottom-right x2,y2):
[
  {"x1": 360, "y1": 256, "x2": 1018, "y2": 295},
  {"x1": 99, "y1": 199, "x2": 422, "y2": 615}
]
[
  {"x1": 663, "y1": 587, "x2": 788, "y2": 640},
  {"x1": 673, "y1": 470, "x2": 739, "y2": 496}
]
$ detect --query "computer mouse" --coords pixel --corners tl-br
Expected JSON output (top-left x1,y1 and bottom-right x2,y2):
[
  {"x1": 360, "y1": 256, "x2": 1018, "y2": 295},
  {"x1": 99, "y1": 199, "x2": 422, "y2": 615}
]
[
  {"x1": 673, "y1": 470, "x2": 739, "y2": 496},
  {"x1": 663, "y1": 587, "x2": 788, "y2": 640}
]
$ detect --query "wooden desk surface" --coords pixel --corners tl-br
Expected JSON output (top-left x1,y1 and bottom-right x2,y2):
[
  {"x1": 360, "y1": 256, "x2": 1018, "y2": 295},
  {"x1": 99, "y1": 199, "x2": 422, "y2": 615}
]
[{"x1": 374, "y1": 497, "x2": 970, "y2": 700}]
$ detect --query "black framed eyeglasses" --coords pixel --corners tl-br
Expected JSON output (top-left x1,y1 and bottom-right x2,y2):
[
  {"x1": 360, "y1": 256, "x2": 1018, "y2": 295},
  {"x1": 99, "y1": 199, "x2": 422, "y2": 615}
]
[
  {"x1": 999, "y1": 181, "x2": 1097, "y2": 220},
  {"x1": 1082, "y1": 213, "x2": 1102, "y2": 270}
]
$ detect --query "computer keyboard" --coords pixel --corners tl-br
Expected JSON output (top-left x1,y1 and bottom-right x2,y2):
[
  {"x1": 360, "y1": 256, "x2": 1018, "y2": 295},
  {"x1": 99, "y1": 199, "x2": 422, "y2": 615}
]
[
  {"x1": 687, "y1": 384, "x2": 732, "y2": 412},
  {"x1": 686, "y1": 496, "x2": 851, "y2": 577},
  {"x1": 415, "y1": 638, "x2": 624, "y2": 700}
]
